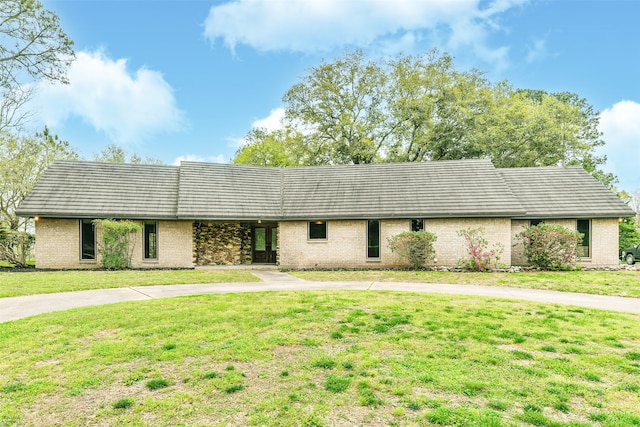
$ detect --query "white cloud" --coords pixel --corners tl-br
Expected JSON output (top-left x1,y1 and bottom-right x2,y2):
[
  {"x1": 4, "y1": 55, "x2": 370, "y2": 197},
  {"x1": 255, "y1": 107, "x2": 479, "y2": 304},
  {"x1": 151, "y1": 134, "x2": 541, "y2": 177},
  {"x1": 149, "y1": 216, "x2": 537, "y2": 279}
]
[
  {"x1": 173, "y1": 154, "x2": 226, "y2": 165},
  {"x1": 599, "y1": 100, "x2": 640, "y2": 190},
  {"x1": 34, "y1": 50, "x2": 186, "y2": 143},
  {"x1": 203, "y1": 0, "x2": 527, "y2": 68},
  {"x1": 251, "y1": 108, "x2": 285, "y2": 132},
  {"x1": 525, "y1": 38, "x2": 546, "y2": 63}
]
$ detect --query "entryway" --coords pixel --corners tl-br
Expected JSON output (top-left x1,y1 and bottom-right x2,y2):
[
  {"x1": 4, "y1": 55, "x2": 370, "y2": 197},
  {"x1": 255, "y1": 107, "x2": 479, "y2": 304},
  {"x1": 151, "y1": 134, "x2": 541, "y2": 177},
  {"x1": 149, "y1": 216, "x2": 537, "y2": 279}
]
[{"x1": 252, "y1": 225, "x2": 277, "y2": 264}]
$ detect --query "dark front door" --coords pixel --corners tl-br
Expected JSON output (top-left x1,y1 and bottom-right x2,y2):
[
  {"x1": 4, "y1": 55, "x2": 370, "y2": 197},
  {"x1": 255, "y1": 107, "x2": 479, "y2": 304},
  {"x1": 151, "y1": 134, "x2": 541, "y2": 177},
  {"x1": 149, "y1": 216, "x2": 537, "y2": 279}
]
[{"x1": 252, "y1": 225, "x2": 277, "y2": 264}]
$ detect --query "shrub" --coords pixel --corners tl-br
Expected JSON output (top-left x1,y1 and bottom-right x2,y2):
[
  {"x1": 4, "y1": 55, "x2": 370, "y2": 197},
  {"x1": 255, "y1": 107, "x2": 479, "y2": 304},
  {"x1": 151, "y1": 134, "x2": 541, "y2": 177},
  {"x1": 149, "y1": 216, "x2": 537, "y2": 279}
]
[
  {"x1": 387, "y1": 230, "x2": 437, "y2": 268},
  {"x1": 517, "y1": 224, "x2": 582, "y2": 270},
  {"x1": 113, "y1": 397, "x2": 135, "y2": 409},
  {"x1": 457, "y1": 227, "x2": 504, "y2": 271},
  {"x1": 93, "y1": 219, "x2": 141, "y2": 269}
]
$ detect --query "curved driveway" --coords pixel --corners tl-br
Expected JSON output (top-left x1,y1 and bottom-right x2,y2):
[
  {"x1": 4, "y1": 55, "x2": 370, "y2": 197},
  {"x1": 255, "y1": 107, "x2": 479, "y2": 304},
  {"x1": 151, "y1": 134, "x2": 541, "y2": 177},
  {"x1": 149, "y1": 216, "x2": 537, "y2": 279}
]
[{"x1": 1, "y1": 271, "x2": 639, "y2": 323}]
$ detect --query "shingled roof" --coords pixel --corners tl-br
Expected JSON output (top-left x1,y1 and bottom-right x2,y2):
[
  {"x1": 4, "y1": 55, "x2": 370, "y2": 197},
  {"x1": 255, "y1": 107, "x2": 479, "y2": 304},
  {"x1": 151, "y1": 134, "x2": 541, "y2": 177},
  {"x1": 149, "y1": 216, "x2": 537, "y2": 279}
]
[
  {"x1": 16, "y1": 159, "x2": 634, "y2": 220},
  {"x1": 499, "y1": 166, "x2": 635, "y2": 218},
  {"x1": 16, "y1": 161, "x2": 180, "y2": 219}
]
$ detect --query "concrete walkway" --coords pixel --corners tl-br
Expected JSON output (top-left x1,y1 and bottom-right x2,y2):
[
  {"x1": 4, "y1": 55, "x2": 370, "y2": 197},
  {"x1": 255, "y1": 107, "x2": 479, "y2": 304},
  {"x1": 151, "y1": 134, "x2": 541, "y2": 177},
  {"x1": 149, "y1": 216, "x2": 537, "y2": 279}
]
[{"x1": 1, "y1": 272, "x2": 639, "y2": 323}]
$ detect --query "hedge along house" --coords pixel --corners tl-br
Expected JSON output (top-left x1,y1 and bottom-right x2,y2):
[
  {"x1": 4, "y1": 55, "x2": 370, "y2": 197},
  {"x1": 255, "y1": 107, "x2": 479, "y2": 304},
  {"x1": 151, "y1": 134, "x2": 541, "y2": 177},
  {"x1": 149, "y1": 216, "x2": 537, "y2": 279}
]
[{"x1": 16, "y1": 159, "x2": 634, "y2": 269}]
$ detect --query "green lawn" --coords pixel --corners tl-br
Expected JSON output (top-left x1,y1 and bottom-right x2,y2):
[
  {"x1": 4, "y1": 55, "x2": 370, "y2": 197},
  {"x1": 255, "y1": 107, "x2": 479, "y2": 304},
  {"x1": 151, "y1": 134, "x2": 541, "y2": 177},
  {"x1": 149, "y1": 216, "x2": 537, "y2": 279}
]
[
  {"x1": 0, "y1": 269, "x2": 259, "y2": 298},
  {"x1": 1, "y1": 291, "x2": 639, "y2": 426},
  {"x1": 290, "y1": 270, "x2": 640, "y2": 298}
]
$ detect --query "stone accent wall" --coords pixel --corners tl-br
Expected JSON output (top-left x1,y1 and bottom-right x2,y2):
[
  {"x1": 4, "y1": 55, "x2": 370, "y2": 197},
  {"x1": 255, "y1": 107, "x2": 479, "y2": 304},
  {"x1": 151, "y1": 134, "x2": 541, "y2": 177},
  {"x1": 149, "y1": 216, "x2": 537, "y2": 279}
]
[
  {"x1": 193, "y1": 222, "x2": 251, "y2": 265},
  {"x1": 510, "y1": 218, "x2": 621, "y2": 267},
  {"x1": 278, "y1": 218, "x2": 512, "y2": 269},
  {"x1": 34, "y1": 218, "x2": 193, "y2": 269}
]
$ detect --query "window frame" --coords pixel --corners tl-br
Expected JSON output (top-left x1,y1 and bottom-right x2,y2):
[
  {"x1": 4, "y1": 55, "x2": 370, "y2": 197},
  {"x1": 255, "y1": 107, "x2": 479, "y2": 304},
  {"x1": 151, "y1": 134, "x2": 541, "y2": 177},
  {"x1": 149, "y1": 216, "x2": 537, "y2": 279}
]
[
  {"x1": 80, "y1": 219, "x2": 96, "y2": 261},
  {"x1": 144, "y1": 221, "x2": 158, "y2": 260},
  {"x1": 576, "y1": 219, "x2": 591, "y2": 258},
  {"x1": 308, "y1": 221, "x2": 327, "y2": 240},
  {"x1": 367, "y1": 220, "x2": 381, "y2": 259}
]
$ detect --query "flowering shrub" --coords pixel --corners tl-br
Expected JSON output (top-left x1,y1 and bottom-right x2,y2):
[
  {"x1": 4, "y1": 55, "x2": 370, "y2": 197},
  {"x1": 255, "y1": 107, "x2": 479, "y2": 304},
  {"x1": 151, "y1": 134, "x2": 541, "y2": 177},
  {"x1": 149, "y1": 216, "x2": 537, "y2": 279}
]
[
  {"x1": 518, "y1": 224, "x2": 582, "y2": 270},
  {"x1": 387, "y1": 231, "x2": 437, "y2": 269},
  {"x1": 457, "y1": 227, "x2": 504, "y2": 271}
]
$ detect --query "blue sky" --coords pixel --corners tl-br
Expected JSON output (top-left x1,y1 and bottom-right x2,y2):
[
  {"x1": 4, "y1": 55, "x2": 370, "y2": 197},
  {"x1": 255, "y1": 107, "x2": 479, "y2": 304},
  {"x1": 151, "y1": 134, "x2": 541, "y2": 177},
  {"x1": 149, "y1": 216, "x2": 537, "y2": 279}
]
[{"x1": 35, "y1": 0, "x2": 640, "y2": 191}]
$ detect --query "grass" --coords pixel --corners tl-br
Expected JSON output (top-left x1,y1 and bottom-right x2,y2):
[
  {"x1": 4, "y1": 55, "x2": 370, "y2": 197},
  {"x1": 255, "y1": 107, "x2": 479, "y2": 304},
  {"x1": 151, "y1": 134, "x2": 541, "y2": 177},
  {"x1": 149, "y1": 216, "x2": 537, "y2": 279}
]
[
  {"x1": 0, "y1": 269, "x2": 259, "y2": 298},
  {"x1": 290, "y1": 269, "x2": 640, "y2": 298},
  {"x1": 1, "y1": 291, "x2": 639, "y2": 426}
]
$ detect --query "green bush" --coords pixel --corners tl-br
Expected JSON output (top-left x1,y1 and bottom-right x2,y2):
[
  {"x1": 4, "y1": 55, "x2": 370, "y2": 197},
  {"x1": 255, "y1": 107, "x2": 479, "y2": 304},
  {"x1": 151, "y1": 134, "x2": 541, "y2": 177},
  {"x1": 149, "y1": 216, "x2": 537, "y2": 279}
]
[
  {"x1": 94, "y1": 219, "x2": 141, "y2": 269},
  {"x1": 387, "y1": 231, "x2": 437, "y2": 269},
  {"x1": 518, "y1": 224, "x2": 582, "y2": 270}
]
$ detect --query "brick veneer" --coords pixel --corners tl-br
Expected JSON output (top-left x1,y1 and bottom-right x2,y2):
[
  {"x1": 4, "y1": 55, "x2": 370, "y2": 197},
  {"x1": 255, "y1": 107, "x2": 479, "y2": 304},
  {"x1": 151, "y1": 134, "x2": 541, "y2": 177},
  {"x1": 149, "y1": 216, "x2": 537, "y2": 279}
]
[
  {"x1": 34, "y1": 218, "x2": 193, "y2": 269},
  {"x1": 511, "y1": 218, "x2": 620, "y2": 267},
  {"x1": 278, "y1": 218, "x2": 513, "y2": 269}
]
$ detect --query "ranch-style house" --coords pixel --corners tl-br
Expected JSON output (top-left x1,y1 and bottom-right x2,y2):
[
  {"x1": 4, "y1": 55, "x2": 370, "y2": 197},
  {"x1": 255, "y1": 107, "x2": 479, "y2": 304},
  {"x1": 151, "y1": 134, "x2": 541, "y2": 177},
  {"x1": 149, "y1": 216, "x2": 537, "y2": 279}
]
[{"x1": 16, "y1": 159, "x2": 634, "y2": 269}]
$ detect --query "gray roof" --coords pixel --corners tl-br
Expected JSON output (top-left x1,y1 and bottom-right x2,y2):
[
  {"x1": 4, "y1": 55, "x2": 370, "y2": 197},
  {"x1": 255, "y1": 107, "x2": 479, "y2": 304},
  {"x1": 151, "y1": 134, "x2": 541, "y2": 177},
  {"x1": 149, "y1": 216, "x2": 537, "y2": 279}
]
[
  {"x1": 16, "y1": 159, "x2": 634, "y2": 220},
  {"x1": 177, "y1": 162, "x2": 282, "y2": 220},
  {"x1": 15, "y1": 161, "x2": 180, "y2": 219},
  {"x1": 281, "y1": 160, "x2": 525, "y2": 219},
  {"x1": 499, "y1": 166, "x2": 635, "y2": 218}
]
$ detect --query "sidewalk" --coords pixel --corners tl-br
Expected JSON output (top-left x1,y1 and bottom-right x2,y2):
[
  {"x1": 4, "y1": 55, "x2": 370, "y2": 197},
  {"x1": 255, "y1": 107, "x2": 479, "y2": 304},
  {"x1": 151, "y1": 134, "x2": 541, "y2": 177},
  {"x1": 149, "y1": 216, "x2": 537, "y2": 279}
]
[{"x1": 1, "y1": 271, "x2": 639, "y2": 323}]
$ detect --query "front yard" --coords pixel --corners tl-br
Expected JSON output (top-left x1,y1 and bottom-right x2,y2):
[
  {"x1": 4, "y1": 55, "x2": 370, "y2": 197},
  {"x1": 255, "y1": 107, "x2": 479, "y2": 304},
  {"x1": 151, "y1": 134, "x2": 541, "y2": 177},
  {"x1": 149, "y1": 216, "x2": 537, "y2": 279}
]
[{"x1": 1, "y1": 291, "x2": 639, "y2": 426}]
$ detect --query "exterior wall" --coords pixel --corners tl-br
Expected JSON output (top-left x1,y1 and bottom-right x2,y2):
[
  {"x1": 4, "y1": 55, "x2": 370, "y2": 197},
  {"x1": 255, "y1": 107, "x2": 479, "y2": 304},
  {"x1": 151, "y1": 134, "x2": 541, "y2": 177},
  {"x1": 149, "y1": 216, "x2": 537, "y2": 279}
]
[
  {"x1": 130, "y1": 220, "x2": 193, "y2": 269},
  {"x1": 278, "y1": 218, "x2": 512, "y2": 269},
  {"x1": 510, "y1": 218, "x2": 621, "y2": 267},
  {"x1": 34, "y1": 218, "x2": 193, "y2": 269},
  {"x1": 193, "y1": 222, "x2": 252, "y2": 265}
]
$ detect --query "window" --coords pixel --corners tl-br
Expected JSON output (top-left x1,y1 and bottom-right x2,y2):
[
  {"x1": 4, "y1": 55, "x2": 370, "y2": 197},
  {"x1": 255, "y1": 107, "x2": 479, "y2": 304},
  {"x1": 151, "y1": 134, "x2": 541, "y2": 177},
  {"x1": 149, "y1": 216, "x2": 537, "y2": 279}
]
[
  {"x1": 144, "y1": 221, "x2": 158, "y2": 259},
  {"x1": 367, "y1": 220, "x2": 380, "y2": 258},
  {"x1": 411, "y1": 219, "x2": 424, "y2": 232},
  {"x1": 577, "y1": 219, "x2": 590, "y2": 257},
  {"x1": 309, "y1": 221, "x2": 327, "y2": 240},
  {"x1": 530, "y1": 219, "x2": 545, "y2": 227},
  {"x1": 80, "y1": 219, "x2": 96, "y2": 260}
]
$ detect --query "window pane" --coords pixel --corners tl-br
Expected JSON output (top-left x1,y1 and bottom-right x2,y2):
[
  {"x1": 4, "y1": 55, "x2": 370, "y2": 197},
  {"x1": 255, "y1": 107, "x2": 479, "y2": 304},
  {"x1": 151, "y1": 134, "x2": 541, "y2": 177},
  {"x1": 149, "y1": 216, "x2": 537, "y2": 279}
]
[
  {"x1": 254, "y1": 228, "x2": 266, "y2": 251},
  {"x1": 144, "y1": 222, "x2": 157, "y2": 259},
  {"x1": 272, "y1": 227, "x2": 278, "y2": 249},
  {"x1": 577, "y1": 219, "x2": 590, "y2": 257},
  {"x1": 81, "y1": 220, "x2": 95, "y2": 260},
  {"x1": 309, "y1": 221, "x2": 327, "y2": 239},
  {"x1": 411, "y1": 219, "x2": 424, "y2": 232},
  {"x1": 368, "y1": 220, "x2": 380, "y2": 258},
  {"x1": 530, "y1": 219, "x2": 544, "y2": 227}
]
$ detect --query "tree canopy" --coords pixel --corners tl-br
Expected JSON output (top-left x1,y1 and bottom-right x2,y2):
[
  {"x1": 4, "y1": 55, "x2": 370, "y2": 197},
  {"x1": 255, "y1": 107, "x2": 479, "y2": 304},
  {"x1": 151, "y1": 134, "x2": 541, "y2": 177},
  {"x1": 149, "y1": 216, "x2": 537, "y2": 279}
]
[
  {"x1": 234, "y1": 49, "x2": 612, "y2": 187},
  {"x1": 93, "y1": 143, "x2": 164, "y2": 165},
  {"x1": 0, "y1": 127, "x2": 78, "y2": 265},
  {"x1": 0, "y1": 0, "x2": 74, "y2": 132}
]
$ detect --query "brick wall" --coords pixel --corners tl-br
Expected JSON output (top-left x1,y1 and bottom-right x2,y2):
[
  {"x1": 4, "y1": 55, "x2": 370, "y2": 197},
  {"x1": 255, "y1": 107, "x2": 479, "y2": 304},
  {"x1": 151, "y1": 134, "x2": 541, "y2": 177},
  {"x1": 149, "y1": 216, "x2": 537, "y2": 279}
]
[
  {"x1": 34, "y1": 218, "x2": 193, "y2": 269},
  {"x1": 510, "y1": 218, "x2": 621, "y2": 267},
  {"x1": 279, "y1": 218, "x2": 512, "y2": 269}
]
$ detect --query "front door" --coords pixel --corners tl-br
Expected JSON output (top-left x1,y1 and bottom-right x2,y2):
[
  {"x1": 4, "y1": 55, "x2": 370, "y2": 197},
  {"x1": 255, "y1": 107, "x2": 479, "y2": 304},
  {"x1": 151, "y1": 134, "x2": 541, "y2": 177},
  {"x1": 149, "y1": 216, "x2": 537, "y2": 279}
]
[{"x1": 252, "y1": 225, "x2": 277, "y2": 264}]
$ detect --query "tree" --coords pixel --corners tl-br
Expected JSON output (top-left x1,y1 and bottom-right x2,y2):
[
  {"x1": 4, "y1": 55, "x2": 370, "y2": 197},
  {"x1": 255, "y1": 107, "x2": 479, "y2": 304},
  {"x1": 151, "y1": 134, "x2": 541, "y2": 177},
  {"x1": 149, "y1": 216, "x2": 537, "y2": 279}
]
[
  {"x1": 93, "y1": 143, "x2": 163, "y2": 165},
  {"x1": 234, "y1": 49, "x2": 614, "y2": 188},
  {"x1": 233, "y1": 128, "x2": 301, "y2": 167},
  {"x1": 0, "y1": 0, "x2": 74, "y2": 131},
  {"x1": 0, "y1": 127, "x2": 78, "y2": 265},
  {"x1": 619, "y1": 217, "x2": 640, "y2": 256}
]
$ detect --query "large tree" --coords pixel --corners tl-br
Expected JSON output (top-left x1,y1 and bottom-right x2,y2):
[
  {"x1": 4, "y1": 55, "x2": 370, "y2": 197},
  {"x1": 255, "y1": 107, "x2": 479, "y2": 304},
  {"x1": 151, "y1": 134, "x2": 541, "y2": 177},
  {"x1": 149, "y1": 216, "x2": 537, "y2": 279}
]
[
  {"x1": 0, "y1": 128, "x2": 78, "y2": 265},
  {"x1": 0, "y1": 0, "x2": 74, "y2": 132},
  {"x1": 234, "y1": 49, "x2": 612, "y2": 187}
]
